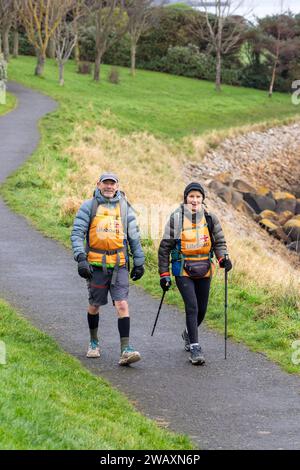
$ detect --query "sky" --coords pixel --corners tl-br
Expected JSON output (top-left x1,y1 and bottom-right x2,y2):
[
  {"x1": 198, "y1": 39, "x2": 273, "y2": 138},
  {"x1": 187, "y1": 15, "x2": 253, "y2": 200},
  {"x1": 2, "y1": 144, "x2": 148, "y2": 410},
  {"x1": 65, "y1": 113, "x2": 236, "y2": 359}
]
[
  {"x1": 162, "y1": 1, "x2": 300, "y2": 18},
  {"x1": 236, "y1": 0, "x2": 300, "y2": 18}
]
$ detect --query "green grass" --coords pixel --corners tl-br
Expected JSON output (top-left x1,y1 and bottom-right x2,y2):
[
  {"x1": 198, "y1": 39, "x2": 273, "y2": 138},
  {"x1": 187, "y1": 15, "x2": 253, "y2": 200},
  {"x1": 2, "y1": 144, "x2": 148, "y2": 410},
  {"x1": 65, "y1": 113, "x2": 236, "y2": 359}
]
[
  {"x1": 1, "y1": 54, "x2": 300, "y2": 380},
  {"x1": 6, "y1": 55, "x2": 300, "y2": 140},
  {"x1": 140, "y1": 241, "x2": 300, "y2": 374},
  {"x1": 0, "y1": 91, "x2": 17, "y2": 116},
  {"x1": 0, "y1": 299, "x2": 193, "y2": 450}
]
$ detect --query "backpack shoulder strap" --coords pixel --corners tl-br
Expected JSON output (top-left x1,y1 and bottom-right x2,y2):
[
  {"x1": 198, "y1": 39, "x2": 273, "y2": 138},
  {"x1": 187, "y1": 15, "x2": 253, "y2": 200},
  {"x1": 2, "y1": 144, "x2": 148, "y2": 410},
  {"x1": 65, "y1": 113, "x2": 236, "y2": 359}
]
[
  {"x1": 91, "y1": 197, "x2": 99, "y2": 221},
  {"x1": 204, "y1": 210, "x2": 215, "y2": 248},
  {"x1": 85, "y1": 197, "x2": 99, "y2": 253},
  {"x1": 119, "y1": 192, "x2": 128, "y2": 236}
]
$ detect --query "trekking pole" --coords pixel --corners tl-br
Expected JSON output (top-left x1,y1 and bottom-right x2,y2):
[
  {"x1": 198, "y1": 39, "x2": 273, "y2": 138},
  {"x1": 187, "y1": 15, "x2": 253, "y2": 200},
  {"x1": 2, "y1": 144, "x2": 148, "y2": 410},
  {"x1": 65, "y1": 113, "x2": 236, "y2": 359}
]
[
  {"x1": 151, "y1": 290, "x2": 166, "y2": 336},
  {"x1": 224, "y1": 255, "x2": 229, "y2": 360}
]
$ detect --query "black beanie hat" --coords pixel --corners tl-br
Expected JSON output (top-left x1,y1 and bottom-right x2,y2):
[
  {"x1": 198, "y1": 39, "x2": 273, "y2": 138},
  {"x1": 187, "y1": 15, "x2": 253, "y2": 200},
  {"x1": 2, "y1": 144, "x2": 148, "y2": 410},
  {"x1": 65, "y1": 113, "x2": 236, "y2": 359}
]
[{"x1": 184, "y1": 182, "x2": 205, "y2": 202}]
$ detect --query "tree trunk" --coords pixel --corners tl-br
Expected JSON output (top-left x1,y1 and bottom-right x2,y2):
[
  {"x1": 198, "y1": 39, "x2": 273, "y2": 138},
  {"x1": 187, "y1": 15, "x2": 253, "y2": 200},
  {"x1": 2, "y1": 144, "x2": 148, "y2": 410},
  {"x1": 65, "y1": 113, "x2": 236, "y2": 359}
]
[
  {"x1": 216, "y1": 49, "x2": 222, "y2": 92},
  {"x1": 74, "y1": 41, "x2": 80, "y2": 64},
  {"x1": 268, "y1": 62, "x2": 277, "y2": 98},
  {"x1": 13, "y1": 30, "x2": 19, "y2": 58},
  {"x1": 47, "y1": 37, "x2": 56, "y2": 59},
  {"x1": 131, "y1": 41, "x2": 136, "y2": 77},
  {"x1": 35, "y1": 52, "x2": 46, "y2": 76},
  {"x1": 59, "y1": 61, "x2": 64, "y2": 86},
  {"x1": 94, "y1": 49, "x2": 103, "y2": 82},
  {"x1": 3, "y1": 27, "x2": 10, "y2": 62},
  {"x1": 0, "y1": 34, "x2": 2, "y2": 54}
]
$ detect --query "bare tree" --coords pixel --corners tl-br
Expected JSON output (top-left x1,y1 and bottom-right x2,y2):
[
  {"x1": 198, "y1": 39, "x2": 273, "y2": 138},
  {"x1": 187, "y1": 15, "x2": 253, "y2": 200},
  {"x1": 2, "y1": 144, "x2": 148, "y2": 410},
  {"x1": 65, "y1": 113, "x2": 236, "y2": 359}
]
[
  {"x1": 54, "y1": 8, "x2": 85, "y2": 86},
  {"x1": 192, "y1": 0, "x2": 251, "y2": 91},
  {"x1": 125, "y1": 0, "x2": 159, "y2": 76},
  {"x1": 18, "y1": 0, "x2": 75, "y2": 76},
  {"x1": 0, "y1": 0, "x2": 17, "y2": 61},
  {"x1": 12, "y1": 0, "x2": 21, "y2": 58},
  {"x1": 71, "y1": 0, "x2": 89, "y2": 65},
  {"x1": 86, "y1": 0, "x2": 127, "y2": 82},
  {"x1": 265, "y1": 1, "x2": 290, "y2": 97}
]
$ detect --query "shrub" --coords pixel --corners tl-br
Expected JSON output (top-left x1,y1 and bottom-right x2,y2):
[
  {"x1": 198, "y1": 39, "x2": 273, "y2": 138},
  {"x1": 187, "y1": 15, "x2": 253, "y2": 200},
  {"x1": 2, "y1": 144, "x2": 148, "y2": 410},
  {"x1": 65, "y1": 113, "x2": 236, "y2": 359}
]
[
  {"x1": 108, "y1": 67, "x2": 120, "y2": 84},
  {"x1": 77, "y1": 62, "x2": 92, "y2": 75},
  {"x1": 239, "y1": 64, "x2": 271, "y2": 90},
  {"x1": 77, "y1": 25, "x2": 96, "y2": 62},
  {"x1": 159, "y1": 44, "x2": 216, "y2": 80}
]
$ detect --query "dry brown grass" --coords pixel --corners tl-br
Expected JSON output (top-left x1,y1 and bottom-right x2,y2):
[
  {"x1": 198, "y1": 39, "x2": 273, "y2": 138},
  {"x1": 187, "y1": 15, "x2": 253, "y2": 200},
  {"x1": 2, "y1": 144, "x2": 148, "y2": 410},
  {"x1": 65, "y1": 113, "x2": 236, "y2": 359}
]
[
  {"x1": 60, "y1": 121, "x2": 300, "y2": 306},
  {"x1": 223, "y1": 223, "x2": 300, "y2": 304}
]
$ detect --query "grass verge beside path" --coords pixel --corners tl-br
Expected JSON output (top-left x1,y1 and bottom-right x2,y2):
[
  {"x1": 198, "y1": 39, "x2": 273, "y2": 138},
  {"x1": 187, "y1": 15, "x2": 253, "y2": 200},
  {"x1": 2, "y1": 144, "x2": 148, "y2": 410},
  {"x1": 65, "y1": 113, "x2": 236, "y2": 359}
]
[
  {"x1": 0, "y1": 299, "x2": 193, "y2": 450},
  {"x1": 1, "y1": 56, "x2": 300, "y2": 376},
  {"x1": 0, "y1": 92, "x2": 17, "y2": 116}
]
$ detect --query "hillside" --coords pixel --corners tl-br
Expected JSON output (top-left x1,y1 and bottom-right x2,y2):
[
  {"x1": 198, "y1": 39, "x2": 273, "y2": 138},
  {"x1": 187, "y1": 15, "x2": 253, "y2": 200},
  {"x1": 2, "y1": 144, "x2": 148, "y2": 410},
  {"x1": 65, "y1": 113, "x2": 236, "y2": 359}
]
[{"x1": 2, "y1": 56, "x2": 300, "y2": 374}]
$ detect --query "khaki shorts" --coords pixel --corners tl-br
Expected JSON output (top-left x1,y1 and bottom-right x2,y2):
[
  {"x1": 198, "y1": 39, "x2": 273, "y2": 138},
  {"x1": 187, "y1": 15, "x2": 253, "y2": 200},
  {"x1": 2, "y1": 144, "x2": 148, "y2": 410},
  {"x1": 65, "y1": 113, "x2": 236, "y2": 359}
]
[{"x1": 87, "y1": 265, "x2": 129, "y2": 307}]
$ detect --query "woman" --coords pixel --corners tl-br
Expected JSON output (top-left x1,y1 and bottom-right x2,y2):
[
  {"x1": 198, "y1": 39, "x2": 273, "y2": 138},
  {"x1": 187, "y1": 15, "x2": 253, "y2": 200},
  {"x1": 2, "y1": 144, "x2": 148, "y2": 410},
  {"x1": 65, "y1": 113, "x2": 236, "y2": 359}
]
[{"x1": 158, "y1": 182, "x2": 232, "y2": 365}]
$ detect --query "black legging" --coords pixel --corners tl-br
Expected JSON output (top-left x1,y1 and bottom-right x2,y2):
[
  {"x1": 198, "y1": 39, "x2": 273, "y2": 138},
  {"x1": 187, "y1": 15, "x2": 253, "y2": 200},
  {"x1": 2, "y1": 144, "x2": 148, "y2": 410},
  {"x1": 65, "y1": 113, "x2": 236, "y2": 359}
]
[{"x1": 175, "y1": 276, "x2": 211, "y2": 344}]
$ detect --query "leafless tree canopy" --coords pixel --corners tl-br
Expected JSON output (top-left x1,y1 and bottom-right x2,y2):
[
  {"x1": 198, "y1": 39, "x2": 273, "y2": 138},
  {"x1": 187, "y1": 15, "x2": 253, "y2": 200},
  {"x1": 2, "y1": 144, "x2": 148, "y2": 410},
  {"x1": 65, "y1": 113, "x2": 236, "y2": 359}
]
[
  {"x1": 125, "y1": 0, "x2": 160, "y2": 75},
  {"x1": 18, "y1": 0, "x2": 76, "y2": 75},
  {"x1": 0, "y1": 0, "x2": 18, "y2": 60},
  {"x1": 86, "y1": 0, "x2": 127, "y2": 81},
  {"x1": 191, "y1": 0, "x2": 251, "y2": 90}
]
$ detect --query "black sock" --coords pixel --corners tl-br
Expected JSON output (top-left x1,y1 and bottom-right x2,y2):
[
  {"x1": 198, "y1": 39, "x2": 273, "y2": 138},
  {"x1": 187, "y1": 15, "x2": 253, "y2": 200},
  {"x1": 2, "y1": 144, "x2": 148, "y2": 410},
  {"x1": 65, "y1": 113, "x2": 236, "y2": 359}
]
[
  {"x1": 87, "y1": 313, "x2": 99, "y2": 341},
  {"x1": 118, "y1": 317, "x2": 130, "y2": 352}
]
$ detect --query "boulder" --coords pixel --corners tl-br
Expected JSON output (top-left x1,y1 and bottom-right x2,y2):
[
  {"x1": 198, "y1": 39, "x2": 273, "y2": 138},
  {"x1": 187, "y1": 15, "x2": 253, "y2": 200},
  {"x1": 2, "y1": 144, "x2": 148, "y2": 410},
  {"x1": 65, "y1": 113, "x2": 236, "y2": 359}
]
[
  {"x1": 295, "y1": 199, "x2": 300, "y2": 215},
  {"x1": 290, "y1": 185, "x2": 300, "y2": 199},
  {"x1": 257, "y1": 210, "x2": 279, "y2": 222},
  {"x1": 277, "y1": 211, "x2": 294, "y2": 226},
  {"x1": 259, "y1": 218, "x2": 280, "y2": 231},
  {"x1": 216, "y1": 185, "x2": 233, "y2": 204},
  {"x1": 256, "y1": 186, "x2": 273, "y2": 198},
  {"x1": 232, "y1": 179, "x2": 256, "y2": 194},
  {"x1": 275, "y1": 197, "x2": 297, "y2": 214},
  {"x1": 214, "y1": 172, "x2": 232, "y2": 186},
  {"x1": 231, "y1": 190, "x2": 245, "y2": 210},
  {"x1": 243, "y1": 192, "x2": 276, "y2": 214},
  {"x1": 273, "y1": 191, "x2": 296, "y2": 200},
  {"x1": 259, "y1": 219, "x2": 291, "y2": 243},
  {"x1": 208, "y1": 180, "x2": 227, "y2": 192},
  {"x1": 242, "y1": 201, "x2": 258, "y2": 218},
  {"x1": 287, "y1": 241, "x2": 300, "y2": 254},
  {"x1": 283, "y1": 219, "x2": 300, "y2": 242},
  {"x1": 271, "y1": 227, "x2": 292, "y2": 243}
]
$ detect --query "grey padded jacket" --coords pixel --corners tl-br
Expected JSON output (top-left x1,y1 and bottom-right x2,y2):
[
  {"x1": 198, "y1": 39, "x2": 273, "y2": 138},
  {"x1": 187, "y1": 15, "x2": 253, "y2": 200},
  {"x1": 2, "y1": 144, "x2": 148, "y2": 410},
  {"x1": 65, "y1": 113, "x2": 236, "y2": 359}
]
[
  {"x1": 71, "y1": 188, "x2": 145, "y2": 267},
  {"x1": 158, "y1": 204, "x2": 228, "y2": 275}
]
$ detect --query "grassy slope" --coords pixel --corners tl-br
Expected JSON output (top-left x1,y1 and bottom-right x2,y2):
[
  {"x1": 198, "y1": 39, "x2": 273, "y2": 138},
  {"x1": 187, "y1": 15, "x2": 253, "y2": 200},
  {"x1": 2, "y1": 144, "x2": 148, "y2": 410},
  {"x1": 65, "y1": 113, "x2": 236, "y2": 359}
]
[
  {"x1": 1, "y1": 56, "x2": 300, "y2": 378},
  {"x1": 6, "y1": 56, "x2": 300, "y2": 139},
  {"x1": 0, "y1": 299, "x2": 192, "y2": 450},
  {"x1": 0, "y1": 91, "x2": 17, "y2": 116}
]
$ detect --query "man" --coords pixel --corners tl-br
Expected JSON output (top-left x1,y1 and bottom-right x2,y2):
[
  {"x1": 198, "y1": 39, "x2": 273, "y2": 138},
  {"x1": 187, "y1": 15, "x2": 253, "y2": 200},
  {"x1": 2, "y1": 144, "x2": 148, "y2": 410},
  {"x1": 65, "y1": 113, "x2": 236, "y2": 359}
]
[{"x1": 71, "y1": 173, "x2": 145, "y2": 366}]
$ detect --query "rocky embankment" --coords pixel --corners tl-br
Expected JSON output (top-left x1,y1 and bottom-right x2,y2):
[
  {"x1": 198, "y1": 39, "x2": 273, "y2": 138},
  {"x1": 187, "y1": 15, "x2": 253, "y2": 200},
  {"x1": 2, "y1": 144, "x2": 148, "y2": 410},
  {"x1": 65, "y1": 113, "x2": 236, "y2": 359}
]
[{"x1": 185, "y1": 122, "x2": 300, "y2": 262}]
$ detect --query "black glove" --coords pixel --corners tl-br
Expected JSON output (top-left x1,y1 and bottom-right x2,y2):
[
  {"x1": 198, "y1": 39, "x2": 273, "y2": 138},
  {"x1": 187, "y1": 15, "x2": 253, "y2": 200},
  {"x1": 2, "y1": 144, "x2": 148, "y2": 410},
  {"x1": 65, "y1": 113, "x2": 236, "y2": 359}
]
[
  {"x1": 160, "y1": 275, "x2": 171, "y2": 292},
  {"x1": 130, "y1": 265, "x2": 145, "y2": 281},
  {"x1": 77, "y1": 253, "x2": 93, "y2": 280},
  {"x1": 219, "y1": 256, "x2": 232, "y2": 272}
]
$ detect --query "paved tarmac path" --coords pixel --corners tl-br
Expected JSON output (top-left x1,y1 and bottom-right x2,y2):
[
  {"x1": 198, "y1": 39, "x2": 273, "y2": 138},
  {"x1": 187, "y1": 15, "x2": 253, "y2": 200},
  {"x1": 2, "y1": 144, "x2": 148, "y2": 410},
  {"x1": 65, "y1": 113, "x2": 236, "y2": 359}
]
[{"x1": 1, "y1": 82, "x2": 300, "y2": 449}]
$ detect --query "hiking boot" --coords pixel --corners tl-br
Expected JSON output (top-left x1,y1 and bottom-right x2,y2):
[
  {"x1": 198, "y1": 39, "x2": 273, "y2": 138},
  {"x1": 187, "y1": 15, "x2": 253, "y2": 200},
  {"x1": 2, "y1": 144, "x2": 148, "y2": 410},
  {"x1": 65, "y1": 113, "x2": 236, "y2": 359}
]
[
  {"x1": 86, "y1": 339, "x2": 101, "y2": 358},
  {"x1": 189, "y1": 344, "x2": 205, "y2": 365},
  {"x1": 182, "y1": 329, "x2": 190, "y2": 351},
  {"x1": 119, "y1": 346, "x2": 141, "y2": 366}
]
